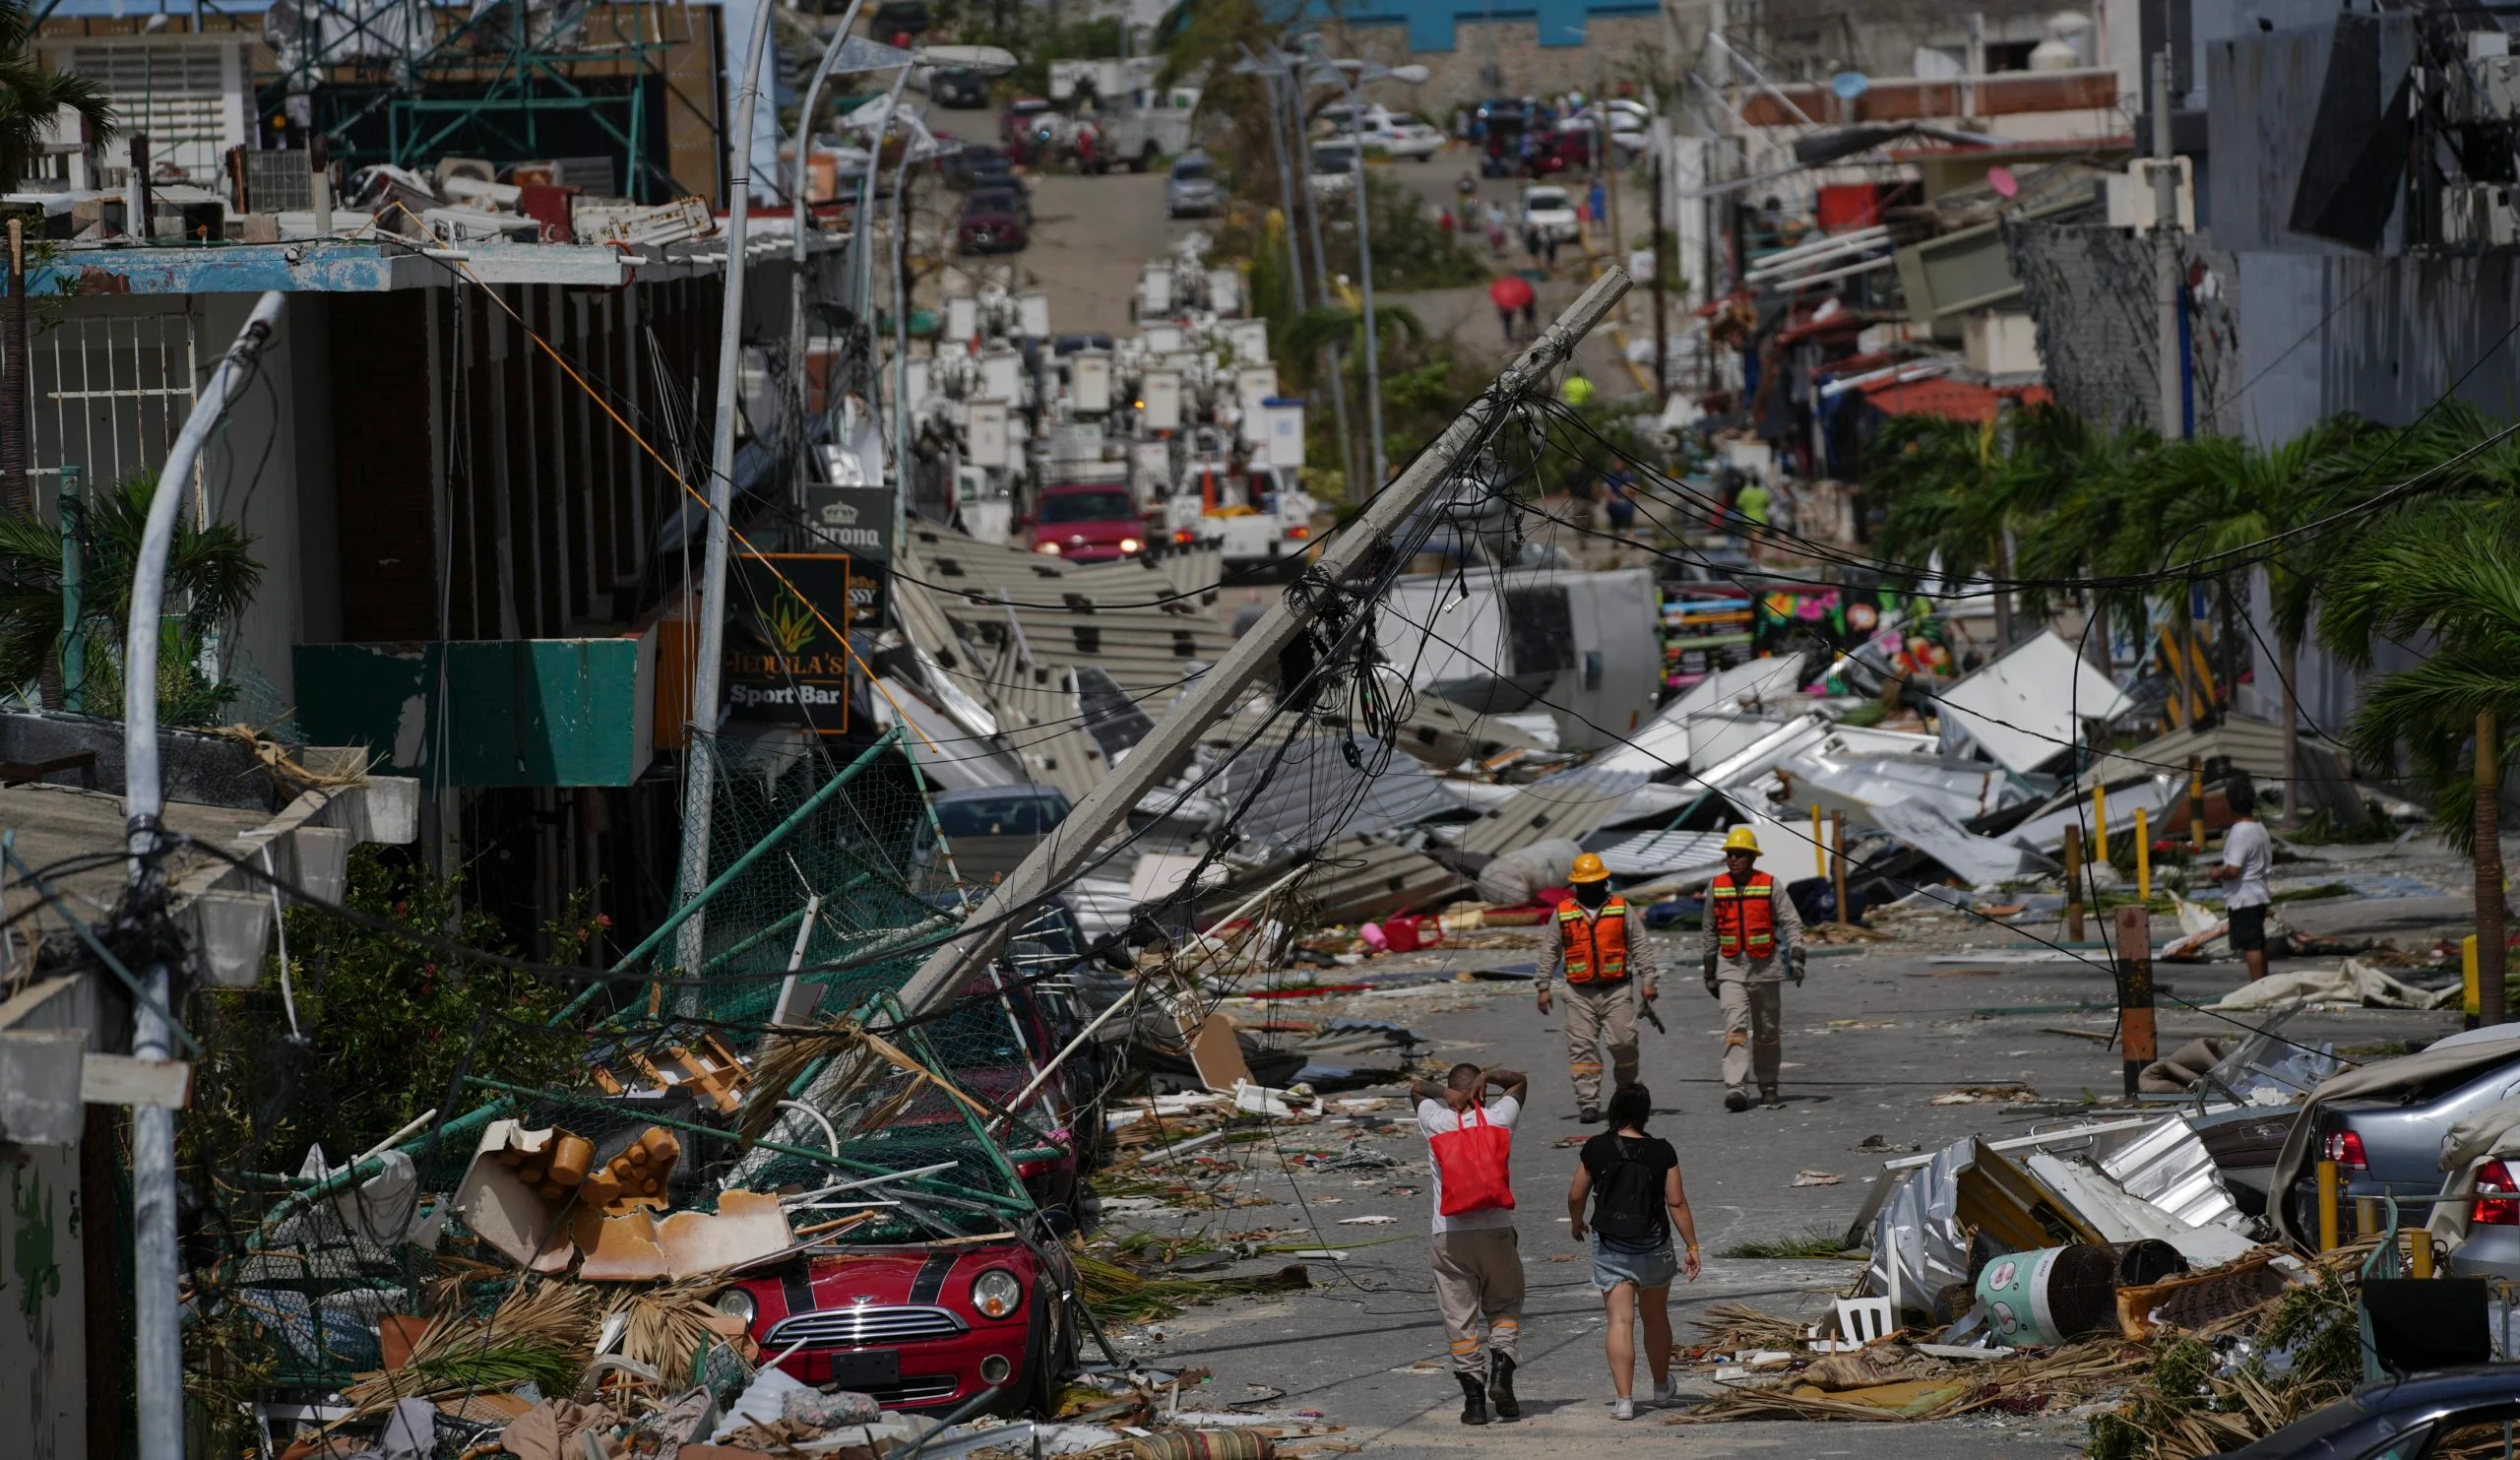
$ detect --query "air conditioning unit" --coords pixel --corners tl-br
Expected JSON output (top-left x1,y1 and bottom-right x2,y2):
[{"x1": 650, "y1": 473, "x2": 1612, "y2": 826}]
[{"x1": 2441, "y1": 182, "x2": 2520, "y2": 248}]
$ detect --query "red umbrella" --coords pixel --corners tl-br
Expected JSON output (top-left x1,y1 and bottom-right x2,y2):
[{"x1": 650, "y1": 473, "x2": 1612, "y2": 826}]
[{"x1": 1488, "y1": 274, "x2": 1535, "y2": 312}]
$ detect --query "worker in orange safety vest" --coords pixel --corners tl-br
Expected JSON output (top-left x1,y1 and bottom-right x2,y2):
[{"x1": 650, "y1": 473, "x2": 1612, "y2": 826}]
[
  {"x1": 1537, "y1": 852, "x2": 1656, "y2": 1123},
  {"x1": 1700, "y1": 825, "x2": 1807, "y2": 1111}
]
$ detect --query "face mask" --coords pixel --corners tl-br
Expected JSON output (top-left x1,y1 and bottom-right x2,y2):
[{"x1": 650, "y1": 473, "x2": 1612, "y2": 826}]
[{"x1": 1576, "y1": 881, "x2": 1609, "y2": 910}]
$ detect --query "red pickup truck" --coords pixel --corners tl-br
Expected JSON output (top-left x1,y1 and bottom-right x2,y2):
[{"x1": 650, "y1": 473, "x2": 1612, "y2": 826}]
[{"x1": 1026, "y1": 484, "x2": 1146, "y2": 562}]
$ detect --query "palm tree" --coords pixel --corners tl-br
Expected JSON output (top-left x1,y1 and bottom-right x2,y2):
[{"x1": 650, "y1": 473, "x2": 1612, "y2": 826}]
[
  {"x1": 0, "y1": 468, "x2": 261, "y2": 722},
  {"x1": 2139, "y1": 414, "x2": 2384, "y2": 819},
  {"x1": 0, "y1": 2, "x2": 113, "y2": 516},
  {"x1": 1865, "y1": 403, "x2": 2096, "y2": 648},
  {"x1": 2316, "y1": 472, "x2": 2520, "y2": 1023}
]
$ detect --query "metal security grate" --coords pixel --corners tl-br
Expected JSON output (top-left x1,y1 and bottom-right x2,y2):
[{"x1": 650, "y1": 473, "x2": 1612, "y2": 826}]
[
  {"x1": 764, "y1": 1304, "x2": 966, "y2": 1348},
  {"x1": 31, "y1": 306, "x2": 207, "y2": 518}
]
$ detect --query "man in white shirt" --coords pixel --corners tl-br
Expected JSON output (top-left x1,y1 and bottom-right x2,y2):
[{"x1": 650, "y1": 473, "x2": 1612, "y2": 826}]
[
  {"x1": 1410, "y1": 1062, "x2": 1529, "y2": 1426},
  {"x1": 2207, "y1": 773, "x2": 2274, "y2": 982}
]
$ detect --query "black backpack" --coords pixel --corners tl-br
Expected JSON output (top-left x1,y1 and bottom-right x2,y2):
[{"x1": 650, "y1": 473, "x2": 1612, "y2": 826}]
[{"x1": 1591, "y1": 1137, "x2": 1665, "y2": 1242}]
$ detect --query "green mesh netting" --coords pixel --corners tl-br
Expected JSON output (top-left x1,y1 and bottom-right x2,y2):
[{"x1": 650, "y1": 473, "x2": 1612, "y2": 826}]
[{"x1": 227, "y1": 728, "x2": 1067, "y2": 1388}]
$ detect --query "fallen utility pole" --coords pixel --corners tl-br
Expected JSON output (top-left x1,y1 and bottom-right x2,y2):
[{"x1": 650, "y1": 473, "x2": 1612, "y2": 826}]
[{"x1": 895, "y1": 270, "x2": 1633, "y2": 1016}]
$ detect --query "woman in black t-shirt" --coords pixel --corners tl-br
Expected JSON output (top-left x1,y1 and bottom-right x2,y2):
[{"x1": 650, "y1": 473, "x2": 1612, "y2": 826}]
[{"x1": 1566, "y1": 1083, "x2": 1702, "y2": 1419}]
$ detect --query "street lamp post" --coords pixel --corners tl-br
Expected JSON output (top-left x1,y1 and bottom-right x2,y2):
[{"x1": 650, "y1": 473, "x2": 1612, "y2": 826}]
[{"x1": 1303, "y1": 44, "x2": 1426, "y2": 492}]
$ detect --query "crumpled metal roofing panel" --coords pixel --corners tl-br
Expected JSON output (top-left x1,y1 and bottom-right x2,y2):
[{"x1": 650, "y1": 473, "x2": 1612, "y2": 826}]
[
  {"x1": 1220, "y1": 732, "x2": 1471, "y2": 857},
  {"x1": 1455, "y1": 767, "x2": 1654, "y2": 857},
  {"x1": 1284, "y1": 836, "x2": 1465, "y2": 924},
  {"x1": 1582, "y1": 828, "x2": 1730, "y2": 879}
]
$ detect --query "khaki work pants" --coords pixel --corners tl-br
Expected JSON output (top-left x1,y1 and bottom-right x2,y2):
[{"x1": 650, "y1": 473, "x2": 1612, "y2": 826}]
[
  {"x1": 1430, "y1": 1228, "x2": 1525, "y2": 1373},
  {"x1": 1563, "y1": 980, "x2": 1639, "y2": 1110},
  {"x1": 1718, "y1": 973, "x2": 1783, "y2": 1097}
]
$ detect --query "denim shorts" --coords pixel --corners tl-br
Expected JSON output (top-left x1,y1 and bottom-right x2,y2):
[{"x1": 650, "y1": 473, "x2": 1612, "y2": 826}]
[{"x1": 1592, "y1": 1236, "x2": 1678, "y2": 1293}]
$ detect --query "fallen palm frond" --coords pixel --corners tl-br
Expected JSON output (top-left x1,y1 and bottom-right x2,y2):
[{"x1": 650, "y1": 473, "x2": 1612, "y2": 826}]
[
  {"x1": 736, "y1": 1017, "x2": 876, "y2": 1144},
  {"x1": 1673, "y1": 1340, "x2": 2155, "y2": 1426},
  {"x1": 1722, "y1": 1225, "x2": 1858, "y2": 1260},
  {"x1": 604, "y1": 1280, "x2": 729, "y2": 1388},
  {"x1": 1072, "y1": 1249, "x2": 1310, "y2": 1324},
  {"x1": 1689, "y1": 1301, "x2": 1813, "y2": 1353},
  {"x1": 342, "y1": 1280, "x2": 599, "y2": 1416}
]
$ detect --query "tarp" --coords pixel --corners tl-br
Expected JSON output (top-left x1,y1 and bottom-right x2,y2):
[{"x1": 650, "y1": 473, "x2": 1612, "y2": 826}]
[
  {"x1": 2209, "y1": 959, "x2": 2459, "y2": 1012},
  {"x1": 1933, "y1": 630, "x2": 2132, "y2": 776}
]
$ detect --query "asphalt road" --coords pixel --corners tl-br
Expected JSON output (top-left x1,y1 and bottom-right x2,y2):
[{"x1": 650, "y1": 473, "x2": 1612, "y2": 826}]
[{"x1": 1086, "y1": 841, "x2": 2484, "y2": 1457}]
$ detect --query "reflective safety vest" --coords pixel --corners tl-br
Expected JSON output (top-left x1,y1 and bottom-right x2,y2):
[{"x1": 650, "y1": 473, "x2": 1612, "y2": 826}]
[
  {"x1": 1554, "y1": 897, "x2": 1630, "y2": 984},
  {"x1": 1709, "y1": 871, "x2": 1778, "y2": 960}
]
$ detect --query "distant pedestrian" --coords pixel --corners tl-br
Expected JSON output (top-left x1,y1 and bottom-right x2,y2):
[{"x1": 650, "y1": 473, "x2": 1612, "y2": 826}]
[
  {"x1": 1524, "y1": 225, "x2": 1543, "y2": 262},
  {"x1": 1543, "y1": 229, "x2": 1562, "y2": 268},
  {"x1": 1411, "y1": 1062, "x2": 1530, "y2": 1425},
  {"x1": 1567, "y1": 1083, "x2": 1701, "y2": 1419},
  {"x1": 1488, "y1": 274, "x2": 1534, "y2": 344},
  {"x1": 2207, "y1": 773, "x2": 2273, "y2": 982},
  {"x1": 1590, "y1": 178, "x2": 1607, "y2": 228},
  {"x1": 1519, "y1": 296, "x2": 1537, "y2": 338},
  {"x1": 1604, "y1": 466, "x2": 1637, "y2": 536}
]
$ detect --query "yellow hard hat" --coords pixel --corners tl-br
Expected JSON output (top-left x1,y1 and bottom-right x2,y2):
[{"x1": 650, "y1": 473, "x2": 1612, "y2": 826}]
[
  {"x1": 1568, "y1": 852, "x2": 1610, "y2": 883},
  {"x1": 1722, "y1": 825, "x2": 1762, "y2": 855}
]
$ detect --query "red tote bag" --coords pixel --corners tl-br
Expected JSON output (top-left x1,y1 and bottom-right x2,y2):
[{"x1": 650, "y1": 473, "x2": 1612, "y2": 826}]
[{"x1": 1430, "y1": 1104, "x2": 1516, "y2": 1217}]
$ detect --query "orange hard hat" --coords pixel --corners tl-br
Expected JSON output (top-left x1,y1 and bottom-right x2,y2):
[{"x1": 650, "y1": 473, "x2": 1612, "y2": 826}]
[{"x1": 1569, "y1": 852, "x2": 1610, "y2": 883}]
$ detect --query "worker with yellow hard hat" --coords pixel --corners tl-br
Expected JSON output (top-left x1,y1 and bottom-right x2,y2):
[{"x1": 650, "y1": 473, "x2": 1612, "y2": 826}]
[
  {"x1": 1536, "y1": 849, "x2": 1655, "y2": 1123},
  {"x1": 1702, "y1": 824, "x2": 1808, "y2": 1111}
]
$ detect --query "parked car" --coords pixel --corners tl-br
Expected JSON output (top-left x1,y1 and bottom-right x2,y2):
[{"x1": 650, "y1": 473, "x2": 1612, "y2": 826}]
[
  {"x1": 2294, "y1": 1042, "x2": 2520, "y2": 1238},
  {"x1": 1528, "y1": 124, "x2": 1595, "y2": 175},
  {"x1": 1025, "y1": 484, "x2": 1146, "y2": 562},
  {"x1": 912, "y1": 786, "x2": 1073, "y2": 890},
  {"x1": 718, "y1": 1237, "x2": 1075, "y2": 1416},
  {"x1": 957, "y1": 190, "x2": 1030, "y2": 254},
  {"x1": 2209, "y1": 1366, "x2": 2520, "y2": 1457},
  {"x1": 1519, "y1": 183, "x2": 1580, "y2": 242},
  {"x1": 1308, "y1": 142, "x2": 1357, "y2": 198},
  {"x1": 1358, "y1": 117, "x2": 1445, "y2": 160},
  {"x1": 929, "y1": 66, "x2": 990, "y2": 108},
  {"x1": 943, "y1": 144, "x2": 1013, "y2": 188},
  {"x1": 1166, "y1": 153, "x2": 1225, "y2": 218}
]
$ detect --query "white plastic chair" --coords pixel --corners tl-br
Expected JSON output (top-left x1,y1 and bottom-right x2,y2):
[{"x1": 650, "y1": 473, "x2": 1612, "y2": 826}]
[{"x1": 1836, "y1": 1296, "x2": 1896, "y2": 1345}]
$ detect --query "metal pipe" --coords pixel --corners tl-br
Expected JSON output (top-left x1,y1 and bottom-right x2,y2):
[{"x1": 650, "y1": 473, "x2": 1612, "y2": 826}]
[{"x1": 670, "y1": 0, "x2": 782, "y2": 995}]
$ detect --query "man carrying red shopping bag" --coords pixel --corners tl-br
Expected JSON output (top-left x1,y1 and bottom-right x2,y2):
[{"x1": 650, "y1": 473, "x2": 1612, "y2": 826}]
[{"x1": 1410, "y1": 1061, "x2": 1529, "y2": 1425}]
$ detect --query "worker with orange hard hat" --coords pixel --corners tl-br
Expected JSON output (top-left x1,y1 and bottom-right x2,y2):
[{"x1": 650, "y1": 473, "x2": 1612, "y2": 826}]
[
  {"x1": 1701, "y1": 825, "x2": 1808, "y2": 1111},
  {"x1": 1536, "y1": 850, "x2": 1655, "y2": 1123}
]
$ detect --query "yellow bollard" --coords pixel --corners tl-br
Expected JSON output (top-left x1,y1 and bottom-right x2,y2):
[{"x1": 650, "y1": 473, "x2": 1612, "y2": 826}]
[
  {"x1": 2094, "y1": 782, "x2": 2110, "y2": 865},
  {"x1": 2411, "y1": 1230, "x2": 2435, "y2": 1279},
  {"x1": 2467, "y1": 934, "x2": 2483, "y2": 1020},
  {"x1": 2135, "y1": 807, "x2": 2151, "y2": 904},
  {"x1": 2317, "y1": 1160, "x2": 2341, "y2": 1251},
  {"x1": 2357, "y1": 1196, "x2": 2381, "y2": 1241},
  {"x1": 1810, "y1": 804, "x2": 1823, "y2": 865}
]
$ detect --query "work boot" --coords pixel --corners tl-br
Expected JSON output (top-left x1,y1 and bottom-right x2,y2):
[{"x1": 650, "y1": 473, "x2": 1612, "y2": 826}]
[
  {"x1": 1724, "y1": 1090, "x2": 1750, "y2": 1112},
  {"x1": 1760, "y1": 1086, "x2": 1784, "y2": 1109},
  {"x1": 1489, "y1": 1353, "x2": 1521, "y2": 1421},
  {"x1": 1457, "y1": 1371, "x2": 1490, "y2": 1426},
  {"x1": 1579, "y1": 1105, "x2": 1603, "y2": 1124}
]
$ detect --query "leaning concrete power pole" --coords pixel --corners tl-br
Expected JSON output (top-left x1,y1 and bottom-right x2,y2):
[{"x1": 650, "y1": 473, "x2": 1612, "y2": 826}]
[{"x1": 894, "y1": 269, "x2": 1632, "y2": 1015}]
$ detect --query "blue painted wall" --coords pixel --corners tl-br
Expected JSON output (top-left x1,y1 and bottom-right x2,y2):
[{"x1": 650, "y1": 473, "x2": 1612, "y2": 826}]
[{"x1": 1313, "y1": 0, "x2": 1659, "y2": 51}]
